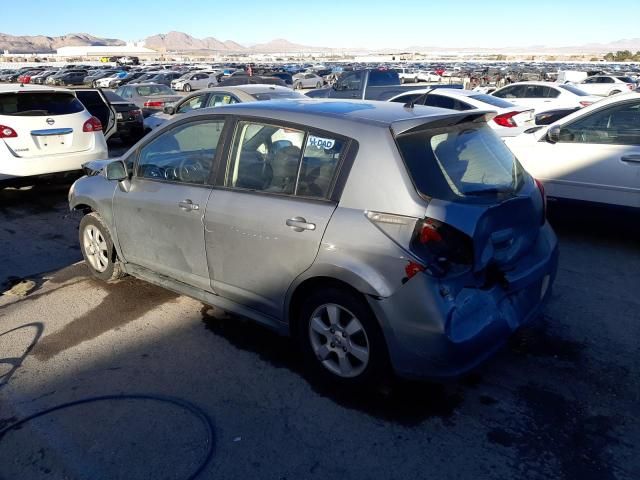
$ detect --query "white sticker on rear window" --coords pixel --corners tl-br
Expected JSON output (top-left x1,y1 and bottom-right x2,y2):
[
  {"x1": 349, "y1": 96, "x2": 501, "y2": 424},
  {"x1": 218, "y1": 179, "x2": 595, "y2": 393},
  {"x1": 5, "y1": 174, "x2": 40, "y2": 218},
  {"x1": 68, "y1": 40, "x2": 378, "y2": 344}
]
[{"x1": 307, "y1": 135, "x2": 335, "y2": 150}]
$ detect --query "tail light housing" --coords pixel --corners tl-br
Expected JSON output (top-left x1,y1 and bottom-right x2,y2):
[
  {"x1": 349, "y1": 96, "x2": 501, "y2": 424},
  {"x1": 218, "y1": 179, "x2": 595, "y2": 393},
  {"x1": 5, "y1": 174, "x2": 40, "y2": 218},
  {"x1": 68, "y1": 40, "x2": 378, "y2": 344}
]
[
  {"x1": 0, "y1": 125, "x2": 17, "y2": 138},
  {"x1": 83, "y1": 116, "x2": 103, "y2": 132},
  {"x1": 493, "y1": 111, "x2": 519, "y2": 128},
  {"x1": 129, "y1": 109, "x2": 142, "y2": 117},
  {"x1": 408, "y1": 218, "x2": 473, "y2": 278},
  {"x1": 144, "y1": 101, "x2": 165, "y2": 108},
  {"x1": 627, "y1": 84, "x2": 634, "y2": 90},
  {"x1": 535, "y1": 178, "x2": 546, "y2": 224}
]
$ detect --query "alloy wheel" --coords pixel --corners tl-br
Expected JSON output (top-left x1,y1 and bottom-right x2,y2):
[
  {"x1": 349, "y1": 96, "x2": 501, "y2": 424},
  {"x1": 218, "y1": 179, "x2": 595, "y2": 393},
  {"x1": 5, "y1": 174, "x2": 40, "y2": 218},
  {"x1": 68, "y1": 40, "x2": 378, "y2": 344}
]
[{"x1": 308, "y1": 303, "x2": 370, "y2": 378}]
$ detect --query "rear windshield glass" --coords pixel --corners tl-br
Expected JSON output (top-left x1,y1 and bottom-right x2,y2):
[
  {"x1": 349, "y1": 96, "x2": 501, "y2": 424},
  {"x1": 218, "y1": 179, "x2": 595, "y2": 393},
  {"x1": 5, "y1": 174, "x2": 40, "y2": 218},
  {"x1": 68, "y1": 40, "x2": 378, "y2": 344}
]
[
  {"x1": 368, "y1": 70, "x2": 400, "y2": 86},
  {"x1": 251, "y1": 91, "x2": 303, "y2": 100},
  {"x1": 136, "y1": 85, "x2": 173, "y2": 96},
  {"x1": 558, "y1": 84, "x2": 589, "y2": 96},
  {"x1": 469, "y1": 94, "x2": 513, "y2": 108},
  {"x1": 0, "y1": 92, "x2": 85, "y2": 116},
  {"x1": 396, "y1": 124, "x2": 524, "y2": 200}
]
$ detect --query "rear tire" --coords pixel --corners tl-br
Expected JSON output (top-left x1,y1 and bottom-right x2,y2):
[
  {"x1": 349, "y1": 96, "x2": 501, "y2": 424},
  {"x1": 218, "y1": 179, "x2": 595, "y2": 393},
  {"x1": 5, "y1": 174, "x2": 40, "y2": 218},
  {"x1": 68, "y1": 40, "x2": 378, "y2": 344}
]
[
  {"x1": 609, "y1": 90, "x2": 621, "y2": 96},
  {"x1": 79, "y1": 213, "x2": 125, "y2": 283},
  {"x1": 207, "y1": 83, "x2": 215, "y2": 88},
  {"x1": 297, "y1": 287, "x2": 390, "y2": 387},
  {"x1": 184, "y1": 83, "x2": 192, "y2": 92},
  {"x1": 316, "y1": 82, "x2": 322, "y2": 88}
]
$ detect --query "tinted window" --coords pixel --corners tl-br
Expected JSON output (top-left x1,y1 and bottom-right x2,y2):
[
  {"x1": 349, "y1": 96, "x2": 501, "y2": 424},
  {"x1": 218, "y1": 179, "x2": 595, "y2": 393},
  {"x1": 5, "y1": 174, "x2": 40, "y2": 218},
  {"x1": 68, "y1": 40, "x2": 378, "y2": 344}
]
[
  {"x1": 337, "y1": 72, "x2": 362, "y2": 91},
  {"x1": 177, "y1": 95, "x2": 206, "y2": 113},
  {"x1": 558, "y1": 101, "x2": 640, "y2": 146},
  {"x1": 251, "y1": 91, "x2": 304, "y2": 100},
  {"x1": 424, "y1": 94, "x2": 473, "y2": 111},
  {"x1": 494, "y1": 85, "x2": 526, "y2": 98},
  {"x1": 600, "y1": 77, "x2": 615, "y2": 84},
  {"x1": 558, "y1": 84, "x2": 590, "y2": 96},
  {"x1": 0, "y1": 92, "x2": 85, "y2": 116},
  {"x1": 617, "y1": 76, "x2": 634, "y2": 83},
  {"x1": 137, "y1": 119, "x2": 224, "y2": 184},
  {"x1": 136, "y1": 85, "x2": 173, "y2": 96},
  {"x1": 368, "y1": 70, "x2": 400, "y2": 86},
  {"x1": 469, "y1": 94, "x2": 514, "y2": 108},
  {"x1": 228, "y1": 122, "x2": 306, "y2": 193},
  {"x1": 396, "y1": 125, "x2": 524, "y2": 200},
  {"x1": 390, "y1": 93, "x2": 423, "y2": 104},
  {"x1": 207, "y1": 94, "x2": 238, "y2": 107},
  {"x1": 297, "y1": 134, "x2": 345, "y2": 199}
]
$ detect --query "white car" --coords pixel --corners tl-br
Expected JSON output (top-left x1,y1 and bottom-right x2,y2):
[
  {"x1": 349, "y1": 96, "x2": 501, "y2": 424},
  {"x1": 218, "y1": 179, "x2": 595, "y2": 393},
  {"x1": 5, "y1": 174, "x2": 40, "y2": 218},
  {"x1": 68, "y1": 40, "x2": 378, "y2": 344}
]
[
  {"x1": 505, "y1": 92, "x2": 640, "y2": 209},
  {"x1": 396, "y1": 68, "x2": 419, "y2": 84},
  {"x1": 417, "y1": 70, "x2": 442, "y2": 83},
  {"x1": 388, "y1": 88, "x2": 535, "y2": 137},
  {"x1": 292, "y1": 73, "x2": 324, "y2": 89},
  {"x1": 171, "y1": 72, "x2": 218, "y2": 92},
  {"x1": 573, "y1": 75, "x2": 636, "y2": 97},
  {"x1": 492, "y1": 81, "x2": 601, "y2": 114},
  {"x1": 0, "y1": 85, "x2": 111, "y2": 185}
]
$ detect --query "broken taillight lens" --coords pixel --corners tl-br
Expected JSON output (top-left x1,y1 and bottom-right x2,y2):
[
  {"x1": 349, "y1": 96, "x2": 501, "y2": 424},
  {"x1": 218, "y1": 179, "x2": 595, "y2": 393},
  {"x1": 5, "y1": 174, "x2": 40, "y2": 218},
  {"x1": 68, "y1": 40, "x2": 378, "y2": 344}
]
[{"x1": 410, "y1": 218, "x2": 473, "y2": 277}]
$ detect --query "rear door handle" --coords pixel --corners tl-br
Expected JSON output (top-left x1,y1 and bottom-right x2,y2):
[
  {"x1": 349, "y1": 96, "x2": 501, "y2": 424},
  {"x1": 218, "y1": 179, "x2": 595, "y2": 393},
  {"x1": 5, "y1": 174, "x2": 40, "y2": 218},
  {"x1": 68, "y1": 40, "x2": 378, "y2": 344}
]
[
  {"x1": 286, "y1": 217, "x2": 316, "y2": 232},
  {"x1": 621, "y1": 154, "x2": 640, "y2": 164},
  {"x1": 178, "y1": 199, "x2": 200, "y2": 211}
]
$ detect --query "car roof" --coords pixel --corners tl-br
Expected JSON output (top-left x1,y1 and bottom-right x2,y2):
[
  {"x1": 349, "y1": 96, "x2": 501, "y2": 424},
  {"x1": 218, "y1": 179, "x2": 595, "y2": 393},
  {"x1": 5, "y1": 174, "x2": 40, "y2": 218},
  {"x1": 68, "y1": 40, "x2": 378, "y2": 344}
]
[
  {"x1": 0, "y1": 84, "x2": 73, "y2": 94},
  {"x1": 204, "y1": 98, "x2": 492, "y2": 134},
  {"x1": 202, "y1": 84, "x2": 295, "y2": 95}
]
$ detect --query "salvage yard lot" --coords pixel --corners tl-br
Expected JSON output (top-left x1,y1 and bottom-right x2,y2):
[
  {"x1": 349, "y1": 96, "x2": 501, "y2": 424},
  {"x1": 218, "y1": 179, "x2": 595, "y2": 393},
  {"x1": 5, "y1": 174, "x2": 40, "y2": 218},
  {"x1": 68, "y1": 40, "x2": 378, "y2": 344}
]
[{"x1": 0, "y1": 180, "x2": 639, "y2": 479}]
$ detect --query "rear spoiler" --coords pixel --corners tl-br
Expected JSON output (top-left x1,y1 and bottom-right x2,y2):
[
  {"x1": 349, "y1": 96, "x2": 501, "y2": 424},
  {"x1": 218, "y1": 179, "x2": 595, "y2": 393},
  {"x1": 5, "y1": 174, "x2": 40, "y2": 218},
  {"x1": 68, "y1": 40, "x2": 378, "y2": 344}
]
[{"x1": 391, "y1": 110, "x2": 496, "y2": 136}]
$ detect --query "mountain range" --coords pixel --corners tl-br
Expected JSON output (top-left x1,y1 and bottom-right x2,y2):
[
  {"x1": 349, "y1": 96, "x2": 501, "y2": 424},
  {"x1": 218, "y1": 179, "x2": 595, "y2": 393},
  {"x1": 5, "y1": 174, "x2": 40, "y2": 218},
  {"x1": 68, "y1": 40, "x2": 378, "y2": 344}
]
[
  {"x1": 0, "y1": 33, "x2": 124, "y2": 53},
  {"x1": 2, "y1": 31, "x2": 640, "y2": 55}
]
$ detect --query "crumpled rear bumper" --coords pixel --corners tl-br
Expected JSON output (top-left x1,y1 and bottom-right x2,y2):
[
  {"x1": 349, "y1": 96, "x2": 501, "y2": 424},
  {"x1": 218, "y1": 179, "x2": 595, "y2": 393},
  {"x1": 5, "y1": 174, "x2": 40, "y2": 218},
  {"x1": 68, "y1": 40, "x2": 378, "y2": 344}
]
[{"x1": 368, "y1": 224, "x2": 559, "y2": 379}]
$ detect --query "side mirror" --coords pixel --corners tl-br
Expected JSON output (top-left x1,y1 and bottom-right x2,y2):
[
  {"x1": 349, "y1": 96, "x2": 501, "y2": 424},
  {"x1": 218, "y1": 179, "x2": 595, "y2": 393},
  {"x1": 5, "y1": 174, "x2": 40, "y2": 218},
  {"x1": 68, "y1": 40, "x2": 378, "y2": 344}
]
[
  {"x1": 546, "y1": 125, "x2": 561, "y2": 144},
  {"x1": 105, "y1": 160, "x2": 128, "y2": 181},
  {"x1": 163, "y1": 105, "x2": 175, "y2": 115}
]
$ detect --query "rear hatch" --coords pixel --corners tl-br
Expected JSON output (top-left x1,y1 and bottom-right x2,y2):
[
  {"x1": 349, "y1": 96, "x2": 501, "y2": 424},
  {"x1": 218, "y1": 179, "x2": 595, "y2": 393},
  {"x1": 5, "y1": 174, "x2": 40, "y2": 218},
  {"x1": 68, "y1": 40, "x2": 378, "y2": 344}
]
[
  {"x1": 0, "y1": 90, "x2": 94, "y2": 158},
  {"x1": 391, "y1": 116, "x2": 544, "y2": 275},
  {"x1": 74, "y1": 89, "x2": 117, "y2": 139}
]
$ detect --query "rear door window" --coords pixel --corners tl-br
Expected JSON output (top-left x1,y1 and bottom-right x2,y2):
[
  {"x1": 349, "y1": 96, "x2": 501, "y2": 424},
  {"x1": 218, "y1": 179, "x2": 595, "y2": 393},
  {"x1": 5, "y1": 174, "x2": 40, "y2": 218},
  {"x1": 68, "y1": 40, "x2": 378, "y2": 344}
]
[
  {"x1": 226, "y1": 121, "x2": 346, "y2": 199},
  {"x1": 0, "y1": 92, "x2": 85, "y2": 116}
]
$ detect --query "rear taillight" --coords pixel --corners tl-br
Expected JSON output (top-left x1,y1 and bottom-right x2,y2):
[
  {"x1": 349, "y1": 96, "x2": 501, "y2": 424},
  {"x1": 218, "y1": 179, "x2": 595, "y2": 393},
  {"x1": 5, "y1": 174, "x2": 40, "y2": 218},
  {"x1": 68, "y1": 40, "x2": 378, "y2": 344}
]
[
  {"x1": 579, "y1": 101, "x2": 593, "y2": 107},
  {"x1": 627, "y1": 84, "x2": 634, "y2": 90},
  {"x1": 535, "y1": 178, "x2": 546, "y2": 224},
  {"x1": 129, "y1": 109, "x2": 142, "y2": 117},
  {"x1": 83, "y1": 116, "x2": 103, "y2": 132},
  {"x1": 409, "y1": 218, "x2": 473, "y2": 277},
  {"x1": 144, "y1": 101, "x2": 164, "y2": 108},
  {"x1": 0, "y1": 125, "x2": 17, "y2": 138},
  {"x1": 493, "y1": 111, "x2": 519, "y2": 128}
]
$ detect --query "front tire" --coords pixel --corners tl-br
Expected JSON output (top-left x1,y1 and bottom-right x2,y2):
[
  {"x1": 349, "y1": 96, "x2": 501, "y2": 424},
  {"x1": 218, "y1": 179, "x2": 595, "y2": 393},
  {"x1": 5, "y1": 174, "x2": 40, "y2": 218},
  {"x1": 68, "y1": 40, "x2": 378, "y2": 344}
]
[
  {"x1": 184, "y1": 83, "x2": 192, "y2": 92},
  {"x1": 297, "y1": 287, "x2": 390, "y2": 387},
  {"x1": 79, "y1": 213, "x2": 125, "y2": 283}
]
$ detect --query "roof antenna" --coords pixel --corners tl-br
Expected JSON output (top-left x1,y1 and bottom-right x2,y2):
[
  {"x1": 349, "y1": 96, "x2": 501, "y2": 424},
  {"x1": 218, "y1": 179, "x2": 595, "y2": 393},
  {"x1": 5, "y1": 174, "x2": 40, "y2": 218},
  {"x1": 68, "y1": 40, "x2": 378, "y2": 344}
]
[{"x1": 404, "y1": 88, "x2": 433, "y2": 109}]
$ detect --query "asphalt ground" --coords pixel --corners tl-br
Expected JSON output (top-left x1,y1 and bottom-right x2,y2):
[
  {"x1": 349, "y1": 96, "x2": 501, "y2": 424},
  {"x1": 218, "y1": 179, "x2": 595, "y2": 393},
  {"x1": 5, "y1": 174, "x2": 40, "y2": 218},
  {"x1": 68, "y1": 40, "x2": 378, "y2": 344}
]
[{"x1": 0, "y1": 142, "x2": 639, "y2": 479}]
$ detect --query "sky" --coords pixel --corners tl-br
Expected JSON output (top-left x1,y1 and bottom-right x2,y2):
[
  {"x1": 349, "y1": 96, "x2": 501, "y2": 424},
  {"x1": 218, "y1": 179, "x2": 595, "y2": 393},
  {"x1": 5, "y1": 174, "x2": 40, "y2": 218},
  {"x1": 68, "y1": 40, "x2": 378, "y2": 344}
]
[{"x1": 2, "y1": 0, "x2": 640, "y2": 49}]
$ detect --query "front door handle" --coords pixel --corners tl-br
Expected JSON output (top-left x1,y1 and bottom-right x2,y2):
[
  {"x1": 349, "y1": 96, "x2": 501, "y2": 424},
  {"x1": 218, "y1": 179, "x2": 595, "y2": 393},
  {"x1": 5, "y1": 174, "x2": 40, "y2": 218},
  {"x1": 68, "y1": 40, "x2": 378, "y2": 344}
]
[
  {"x1": 621, "y1": 154, "x2": 640, "y2": 164},
  {"x1": 286, "y1": 217, "x2": 316, "y2": 232},
  {"x1": 178, "y1": 199, "x2": 200, "y2": 211}
]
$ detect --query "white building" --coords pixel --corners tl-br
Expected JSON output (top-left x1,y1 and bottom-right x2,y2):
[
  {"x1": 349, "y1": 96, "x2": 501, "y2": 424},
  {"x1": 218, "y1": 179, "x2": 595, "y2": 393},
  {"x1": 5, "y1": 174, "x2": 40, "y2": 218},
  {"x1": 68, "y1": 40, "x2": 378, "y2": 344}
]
[{"x1": 56, "y1": 42, "x2": 157, "y2": 58}]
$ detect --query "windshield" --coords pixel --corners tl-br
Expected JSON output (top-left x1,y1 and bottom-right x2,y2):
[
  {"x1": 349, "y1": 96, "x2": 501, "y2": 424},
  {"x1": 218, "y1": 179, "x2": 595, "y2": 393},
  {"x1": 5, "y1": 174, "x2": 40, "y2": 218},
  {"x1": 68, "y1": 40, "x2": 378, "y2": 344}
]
[
  {"x1": 559, "y1": 84, "x2": 590, "y2": 96},
  {"x1": 0, "y1": 92, "x2": 85, "y2": 116},
  {"x1": 136, "y1": 85, "x2": 174, "y2": 96},
  {"x1": 251, "y1": 91, "x2": 304, "y2": 100},
  {"x1": 396, "y1": 124, "x2": 524, "y2": 200},
  {"x1": 469, "y1": 94, "x2": 514, "y2": 108}
]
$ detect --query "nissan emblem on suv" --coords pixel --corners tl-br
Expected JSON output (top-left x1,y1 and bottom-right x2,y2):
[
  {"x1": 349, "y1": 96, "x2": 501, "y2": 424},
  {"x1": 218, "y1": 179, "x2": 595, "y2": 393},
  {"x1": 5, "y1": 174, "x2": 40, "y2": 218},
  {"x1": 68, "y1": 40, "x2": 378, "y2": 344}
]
[{"x1": 46, "y1": 118, "x2": 55, "y2": 125}]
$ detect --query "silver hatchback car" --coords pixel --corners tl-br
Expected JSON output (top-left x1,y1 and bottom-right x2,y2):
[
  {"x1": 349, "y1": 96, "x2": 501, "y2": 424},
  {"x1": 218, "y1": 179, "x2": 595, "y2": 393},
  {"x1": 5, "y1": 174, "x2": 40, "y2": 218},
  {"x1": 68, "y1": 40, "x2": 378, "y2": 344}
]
[{"x1": 69, "y1": 99, "x2": 559, "y2": 385}]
